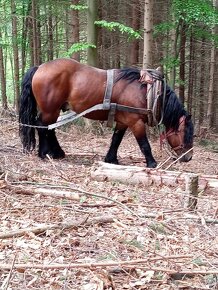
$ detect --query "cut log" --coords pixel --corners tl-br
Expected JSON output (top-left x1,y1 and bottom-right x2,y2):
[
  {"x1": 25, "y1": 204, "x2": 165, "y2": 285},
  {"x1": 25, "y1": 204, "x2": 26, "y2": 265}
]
[
  {"x1": 91, "y1": 162, "x2": 217, "y2": 210},
  {"x1": 91, "y1": 162, "x2": 199, "y2": 188},
  {"x1": 91, "y1": 162, "x2": 217, "y2": 191}
]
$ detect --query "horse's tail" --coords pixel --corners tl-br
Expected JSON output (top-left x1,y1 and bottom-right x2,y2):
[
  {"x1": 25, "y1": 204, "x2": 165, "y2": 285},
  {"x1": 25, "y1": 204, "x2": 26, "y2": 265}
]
[{"x1": 19, "y1": 66, "x2": 39, "y2": 152}]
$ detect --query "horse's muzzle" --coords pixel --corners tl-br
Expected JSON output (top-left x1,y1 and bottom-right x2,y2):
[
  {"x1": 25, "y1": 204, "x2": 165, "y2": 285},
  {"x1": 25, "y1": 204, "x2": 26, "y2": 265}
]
[{"x1": 180, "y1": 152, "x2": 193, "y2": 162}]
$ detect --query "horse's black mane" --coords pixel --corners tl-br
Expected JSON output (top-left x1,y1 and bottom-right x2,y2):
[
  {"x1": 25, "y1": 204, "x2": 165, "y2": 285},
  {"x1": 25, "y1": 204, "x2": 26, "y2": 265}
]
[{"x1": 116, "y1": 67, "x2": 193, "y2": 145}]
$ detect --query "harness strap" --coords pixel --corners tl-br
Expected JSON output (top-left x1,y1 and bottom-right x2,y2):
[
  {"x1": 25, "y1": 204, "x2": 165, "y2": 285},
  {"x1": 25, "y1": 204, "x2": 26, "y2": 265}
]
[
  {"x1": 103, "y1": 69, "x2": 114, "y2": 110},
  {"x1": 49, "y1": 103, "x2": 151, "y2": 130}
]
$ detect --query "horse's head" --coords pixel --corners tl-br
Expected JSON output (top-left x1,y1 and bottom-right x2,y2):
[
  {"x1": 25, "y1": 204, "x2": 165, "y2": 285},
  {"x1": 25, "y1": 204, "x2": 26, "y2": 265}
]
[{"x1": 165, "y1": 115, "x2": 194, "y2": 162}]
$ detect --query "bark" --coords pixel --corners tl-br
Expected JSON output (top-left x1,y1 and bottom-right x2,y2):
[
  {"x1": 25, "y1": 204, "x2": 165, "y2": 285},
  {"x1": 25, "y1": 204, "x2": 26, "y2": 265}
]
[
  {"x1": 91, "y1": 162, "x2": 218, "y2": 191},
  {"x1": 36, "y1": 4, "x2": 42, "y2": 64},
  {"x1": 169, "y1": 21, "x2": 180, "y2": 89},
  {"x1": 143, "y1": 0, "x2": 153, "y2": 69},
  {"x1": 207, "y1": 0, "x2": 217, "y2": 129},
  {"x1": 32, "y1": 0, "x2": 39, "y2": 65},
  {"x1": 130, "y1": 1, "x2": 140, "y2": 66},
  {"x1": 48, "y1": 1, "x2": 54, "y2": 61},
  {"x1": 0, "y1": 29, "x2": 7, "y2": 110},
  {"x1": 11, "y1": 0, "x2": 20, "y2": 111},
  {"x1": 28, "y1": 6, "x2": 34, "y2": 66},
  {"x1": 214, "y1": 47, "x2": 218, "y2": 132},
  {"x1": 187, "y1": 31, "x2": 194, "y2": 114},
  {"x1": 12, "y1": 186, "x2": 80, "y2": 200},
  {"x1": 21, "y1": 1, "x2": 31, "y2": 76},
  {"x1": 199, "y1": 38, "x2": 206, "y2": 125},
  {"x1": 111, "y1": 0, "x2": 120, "y2": 68},
  {"x1": 87, "y1": 0, "x2": 98, "y2": 67},
  {"x1": 70, "y1": 0, "x2": 80, "y2": 61},
  {"x1": 179, "y1": 20, "x2": 186, "y2": 105}
]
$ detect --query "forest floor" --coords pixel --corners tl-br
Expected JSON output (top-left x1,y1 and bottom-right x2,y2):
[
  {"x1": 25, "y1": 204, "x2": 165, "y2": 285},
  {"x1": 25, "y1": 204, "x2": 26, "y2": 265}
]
[{"x1": 0, "y1": 114, "x2": 218, "y2": 290}]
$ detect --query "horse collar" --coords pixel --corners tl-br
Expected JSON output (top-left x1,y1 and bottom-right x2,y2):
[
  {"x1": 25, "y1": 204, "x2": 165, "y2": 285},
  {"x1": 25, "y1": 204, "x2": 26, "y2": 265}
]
[{"x1": 139, "y1": 69, "x2": 165, "y2": 127}]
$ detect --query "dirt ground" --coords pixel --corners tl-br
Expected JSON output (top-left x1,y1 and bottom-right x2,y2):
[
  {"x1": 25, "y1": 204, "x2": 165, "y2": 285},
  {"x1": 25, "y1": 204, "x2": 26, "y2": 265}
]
[{"x1": 0, "y1": 115, "x2": 218, "y2": 290}]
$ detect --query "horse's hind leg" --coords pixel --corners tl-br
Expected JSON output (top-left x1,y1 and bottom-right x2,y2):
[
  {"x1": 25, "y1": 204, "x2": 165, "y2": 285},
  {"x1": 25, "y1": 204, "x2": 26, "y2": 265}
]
[
  {"x1": 47, "y1": 129, "x2": 65, "y2": 159},
  {"x1": 36, "y1": 113, "x2": 65, "y2": 159},
  {"x1": 105, "y1": 125, "x2": 127, "y2": 164},
  {"x1": 130, "y1": 120, "x2": 157, "y2": 168}
]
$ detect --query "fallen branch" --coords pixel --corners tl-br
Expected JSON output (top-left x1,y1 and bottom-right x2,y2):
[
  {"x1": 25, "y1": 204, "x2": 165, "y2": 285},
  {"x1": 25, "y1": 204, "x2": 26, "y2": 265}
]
[
  {"x1": 1, "y1": 253, "x2": 17, "y2": 290},
  {"x1": 0, "y1": 256, "x2": 218, "y2": 275},
  {"x1": 0, "y1": 216, "x2": 113, "y2": 239},
  {"x1": 0, "y1": 255, "x2": 192, "y2": 270},
  {"x1": 11, "y1": 186, "x2": 81, "y2": 200}
]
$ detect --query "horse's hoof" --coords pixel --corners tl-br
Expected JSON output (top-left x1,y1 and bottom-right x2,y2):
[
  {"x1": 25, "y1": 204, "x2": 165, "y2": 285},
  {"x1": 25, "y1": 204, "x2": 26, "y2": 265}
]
[
  {"x1": 38, "y1": 152, "x2": 47, "y2": 159},
  {"x1": 147, "y1": 161, "x2": 157, "y2": 168},
  {"x1": 104, "y1": 156, "x2": 119, "y2": 165},
  {"x1": 38, "y1": 150, "x2": 65, "y2": 159},
  {"x1": 51, "y1": 150, "x2": 65, "y2": 159}
]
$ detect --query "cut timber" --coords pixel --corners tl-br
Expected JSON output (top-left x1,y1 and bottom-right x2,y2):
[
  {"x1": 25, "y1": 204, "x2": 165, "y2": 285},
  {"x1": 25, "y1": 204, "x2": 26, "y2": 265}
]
[
  {"x1": 91, "y1": 162, "x2": 199, "y2": 189},
  {"x1": 91, "y1": 162, "x2": 217, "y2": 191}
]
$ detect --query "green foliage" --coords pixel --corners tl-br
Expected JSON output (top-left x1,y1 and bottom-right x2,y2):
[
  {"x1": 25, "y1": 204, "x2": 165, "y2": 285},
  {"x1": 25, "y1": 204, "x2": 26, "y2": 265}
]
[
  {"x1": 154, "y1": 0, "x2": 218, "y2": 73},
  {"x1": 70, "y1": 4, "x2": 88, "y2": 11},
  {"x1": 67, "y1": 42, "x2": 96, "y2": 55},
  {"x1": 154, "y1": 22, "x2": 174, "y2": 37},
  {"x1": 160, "y1": 56, "x2": 180, "y2": 73},
  {"x1": 94, "y1": 20, "x2": 142, "y2": 40},
  {"x1": 172, "y1": 0, "x2": 218, "y2": 27}
]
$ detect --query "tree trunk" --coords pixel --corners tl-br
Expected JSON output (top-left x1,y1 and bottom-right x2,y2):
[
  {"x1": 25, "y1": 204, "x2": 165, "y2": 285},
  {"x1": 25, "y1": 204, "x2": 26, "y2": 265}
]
[
  {"x1": 32, "y1": 0, "x2": 37, "y2": 65},
  {"x1": 199, "y1": 38, "x2": 206, "y2": 126},
  {"x1": 169, "y1": 21, "x2": 180, "y2": 89},
  {"x1": 187, "y1": 31, "x2": 194, "y2": 114},
  {"x1": 28, "y1": 4, "x2": 34, "y2": 67},
  {"x1": 70, "y1": 0, "x2": 80, "y2": 61},
  {"x1": 87, "y1": 0, "x2": 98, "y2": 67},
  {"x1": 207, "y1": 0, "x2": 217, "y2": 129},
  {"x1": 179, "y1": 20, "x2": 186, "y2": 105},
  {"x1": 21, "y1": 1, "x2": 31, "y2": 76},
  {"x1": 143, "y1": 0, "x2": 153, "y2": 69},
  {"x1": 130, "y1": 1, "x2": 140, "y2": 66},
  {"x1": 48, "y1": 1, "x2": 54, "y2": 61},
  {"x1": 11, "y1": 0, "x2": 20, "y2": 111},
  {"x1": 0, "y1": 29, "x2": 7, "y2": 110},
  {"x1": 37, "y1": 4, "x2": 42, "y2": 64}
]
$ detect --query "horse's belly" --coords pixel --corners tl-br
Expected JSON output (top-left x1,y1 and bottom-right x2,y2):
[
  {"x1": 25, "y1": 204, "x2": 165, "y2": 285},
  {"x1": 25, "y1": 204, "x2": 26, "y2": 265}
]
[{"x1": 84, "y1": 110, "x2": 108, "y2": 121}]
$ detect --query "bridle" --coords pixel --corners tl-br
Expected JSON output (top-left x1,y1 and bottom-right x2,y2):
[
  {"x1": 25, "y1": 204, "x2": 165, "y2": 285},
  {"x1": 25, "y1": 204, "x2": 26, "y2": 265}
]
[{"x1": 160, "y1": 116, "x2": 186, "y2": 154}]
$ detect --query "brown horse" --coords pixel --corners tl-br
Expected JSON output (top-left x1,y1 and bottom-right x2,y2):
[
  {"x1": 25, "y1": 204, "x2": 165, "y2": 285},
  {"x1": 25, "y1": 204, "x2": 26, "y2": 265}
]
[{"x1": 19, "y1": 58, "x2": 193, "y2": 168}]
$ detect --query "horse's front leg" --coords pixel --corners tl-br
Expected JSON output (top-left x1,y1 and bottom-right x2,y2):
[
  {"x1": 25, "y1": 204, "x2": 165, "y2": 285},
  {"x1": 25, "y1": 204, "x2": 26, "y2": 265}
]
[
  {"x1": 130, "y1": 120, "x2": 157, "y2": 168},
  {"x1": 105, "y1": 125, "x2": 127, "y2": 164}
]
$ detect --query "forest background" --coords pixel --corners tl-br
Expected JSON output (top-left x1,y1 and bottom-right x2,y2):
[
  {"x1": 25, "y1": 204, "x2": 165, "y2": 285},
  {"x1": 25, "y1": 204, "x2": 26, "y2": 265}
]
[{"x1": 0, "y1": 0, "x2": 218, "y2": 132}]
